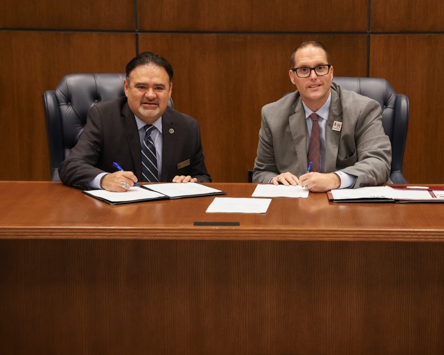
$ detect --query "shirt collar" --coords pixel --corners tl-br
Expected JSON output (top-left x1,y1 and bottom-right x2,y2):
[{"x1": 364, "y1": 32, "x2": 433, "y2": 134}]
[
  {"x1": 134, "y1": 115, "x2": 163, "y2": 133},
  {"x1": 302, "y1": 92, "x2": 332, "y2": 120}
]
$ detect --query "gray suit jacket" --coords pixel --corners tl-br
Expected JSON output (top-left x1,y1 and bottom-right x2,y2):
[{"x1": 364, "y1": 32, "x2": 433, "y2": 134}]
[
  {"x1": 253, "y1": 82, "x2": 391, "y2": 188},
  {"x1": 59, "y1": 96, "x2": 211, "y2": 189}
]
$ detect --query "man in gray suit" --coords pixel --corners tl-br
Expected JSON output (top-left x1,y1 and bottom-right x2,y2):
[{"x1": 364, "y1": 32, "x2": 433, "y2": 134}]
[{"x1": 253, "y1": 41, "x2": 391, "y2": 192}]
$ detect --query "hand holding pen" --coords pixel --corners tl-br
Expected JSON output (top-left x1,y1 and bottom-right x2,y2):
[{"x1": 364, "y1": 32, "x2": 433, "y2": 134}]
[{"x1": 113, "y1": 162, "x2": 140, "y2": 188}]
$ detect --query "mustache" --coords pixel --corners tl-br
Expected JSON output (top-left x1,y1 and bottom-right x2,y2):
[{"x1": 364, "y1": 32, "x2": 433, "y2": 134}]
[{"x1": 141, "y1": 99, "x2": 159, "y2": 104}]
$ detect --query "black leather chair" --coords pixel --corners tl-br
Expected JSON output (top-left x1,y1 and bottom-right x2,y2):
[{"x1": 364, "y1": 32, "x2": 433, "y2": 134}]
[
  {"x1": 42, "y1": 73, "x2": 174, "y2": 181},
  {"x1": 249, "y1": 77, "x2": 409, "y2": 184}
]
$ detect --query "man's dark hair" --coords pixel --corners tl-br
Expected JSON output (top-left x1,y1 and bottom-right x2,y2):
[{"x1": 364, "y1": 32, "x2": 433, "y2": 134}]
[
  {"x1": 126, "y1": 51, "x2": 173, "y2": 84},
  {"x1": 290, "y1": 41, "x2": 330, "y2": 68}
]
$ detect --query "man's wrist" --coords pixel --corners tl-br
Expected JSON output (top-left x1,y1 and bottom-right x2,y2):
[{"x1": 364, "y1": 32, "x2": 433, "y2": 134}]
[
  {"x1": 99, "y1": 174, "x2": 108, "y2": 189},
  {"x1": 334, "y1": 171, "x2": 356, "y2": 189},
  {"x1": 331, "y1": 173, "x2": 341, "y2": 189},
  {"x1": 87, "y1": 172, "x2": 108, "y2": 190}
]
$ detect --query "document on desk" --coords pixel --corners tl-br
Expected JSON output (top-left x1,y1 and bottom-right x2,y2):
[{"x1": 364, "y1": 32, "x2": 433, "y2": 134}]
[
  {"x1": 84, "y1": 187, "x2": 166, "y2": 205},
  {"x1": 84, "y1": 183, "x2": 225, "y2": 205},
  {"x1": 252, "y1": 184, "x2": 309, "y2": 198},
  {"x1": 206, "y1": 197, "x2": 272, "y2": 213},
  {"x1": 328, "y1": 186, "x2": 444, "y2": 203},
  {"x1": 143, "y1": 183, "x2": 225, "y2": 199}
]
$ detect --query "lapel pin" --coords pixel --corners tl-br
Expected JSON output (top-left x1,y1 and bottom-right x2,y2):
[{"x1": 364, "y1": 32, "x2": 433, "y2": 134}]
[
  {"x1": 332, "y1": 121, "x2": 342, "y2": 131},
  {"x1": 169, "y1": 128, "x2": 174, "y2": 134}
]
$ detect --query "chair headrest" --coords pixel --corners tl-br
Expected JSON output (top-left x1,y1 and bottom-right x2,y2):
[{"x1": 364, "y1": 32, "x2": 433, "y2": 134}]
[
  {"x1": 333, "y1": 77, "x2": 397, "y2": 140},
  {"x1": 55, "y1": 74, "x2": 126, "y2": 148},
  {"x1": 56, "y1": 73, "x2": 126, "y2": 124}
]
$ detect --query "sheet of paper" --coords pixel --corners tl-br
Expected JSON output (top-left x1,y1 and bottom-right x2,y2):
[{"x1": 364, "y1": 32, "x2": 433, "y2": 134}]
[
  {"x1": 252, "y1": 184, "x2": 309, "y2": 198},
  {"x1": 391, "y1": 188, "x2": 434, "y2": 200},
  {"x1": 330, "y1": 186, "x2": 394, "y2": 200},
  {"x1": 85, "y1": 187, "x2": 164, "y2": 203},
  {"x1": 206, "y1": 197, "x2": 271, "y2": 214},
  {"x1": 144, "y1": 183, "x2": 222, "y2": 198}
]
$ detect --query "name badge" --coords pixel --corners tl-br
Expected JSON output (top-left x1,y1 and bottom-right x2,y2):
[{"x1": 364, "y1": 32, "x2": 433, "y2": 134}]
[
  {"x1": 332, "y1": 121, "x2": 342, "y2": 131},
  {"x1": 177, "y1": 159, "x2": 191, "y2": 170}
]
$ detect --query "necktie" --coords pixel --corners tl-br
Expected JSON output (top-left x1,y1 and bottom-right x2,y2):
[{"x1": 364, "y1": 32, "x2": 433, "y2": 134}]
[
  {"x1": 142, "y1": 124, "x2": 159, "y2": 182},
  {"x1": 308, "y1": 113, "x2": 321, "y2": 172}
]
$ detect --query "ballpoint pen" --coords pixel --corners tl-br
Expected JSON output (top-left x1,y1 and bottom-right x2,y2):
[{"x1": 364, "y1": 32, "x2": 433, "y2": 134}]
[
  {"x1": 113, "y1": 162, "x2": 140, "y2": 187},
  {"x1": 300, "y1": 162, "x2": 313, "y2": 190}
]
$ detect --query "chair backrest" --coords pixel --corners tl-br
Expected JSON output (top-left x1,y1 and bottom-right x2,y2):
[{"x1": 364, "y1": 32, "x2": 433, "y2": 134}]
[
  {"x1": 42, "y1": 73, "x2": 174, "y2": 181},
  {"x1": 332, "y1": 77, "x2": 409, "y2": 183}
]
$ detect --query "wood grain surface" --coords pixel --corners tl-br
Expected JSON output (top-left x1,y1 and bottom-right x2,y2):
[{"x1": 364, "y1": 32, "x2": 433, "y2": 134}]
[
  {"x1": 1, "y1": 0, "x2": 135, "y2": 30},
  {"x1": 1, "y1": 182, "x2": 444, "y2": 241},
  {"x1": 371, "y1": 0, "x2": 444, "y2": 32},
  {"x1": 139, "y1": 0, "x2": 367, "y2": 32},
  {"x1": 1, "y1": 182, "x2": 444, "y2": 354}
]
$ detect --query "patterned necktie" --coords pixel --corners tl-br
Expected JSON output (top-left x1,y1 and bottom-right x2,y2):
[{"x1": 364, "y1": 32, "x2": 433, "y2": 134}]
[
  {"x1": 142, "y1": 124, "x2": 159, "y2": 182},
  {"x1": 308, "y1": 113, "x2": 321, "y2": 172}
]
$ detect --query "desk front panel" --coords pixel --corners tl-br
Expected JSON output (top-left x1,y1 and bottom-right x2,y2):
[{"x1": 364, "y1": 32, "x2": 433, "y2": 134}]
[{"x1": 1, "y1": 239, "x2": 444, "y2": 354}]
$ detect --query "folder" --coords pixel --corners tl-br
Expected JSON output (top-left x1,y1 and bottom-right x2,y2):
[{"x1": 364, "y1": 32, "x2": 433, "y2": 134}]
[
  {"x1": 327, "y1": 186, "x2": 444, "y2": 203},
  {"x1": 83, "y1": 183, "x2": 225, "y2": 205}
]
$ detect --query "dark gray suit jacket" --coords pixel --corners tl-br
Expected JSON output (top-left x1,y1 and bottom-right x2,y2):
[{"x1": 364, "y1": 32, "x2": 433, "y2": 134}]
[
  {"x1": 253, "y1": 82, "x2": 392, "y2": 188},
  {"x1": 59, "y1": 97, "x2": 211, "y2": 189}
]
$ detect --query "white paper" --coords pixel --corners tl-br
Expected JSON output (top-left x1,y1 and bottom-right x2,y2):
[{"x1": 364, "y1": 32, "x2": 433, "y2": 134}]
[
  {"x1": 391, "y1": 189, "x2": 434, "y2": 200},
  {"x1": 144, "y1": 183, "x2": 222, "y2": 198},
  {"x1": 330, "y1": 186, "x2": 393, "y2": 200},
  {"x1": 206, "y1": 197, "x2": 271, "y2": 214},
  {"x1": 252, "y1": 184, "x2": 309, "y2": 198},
  {"x1": 85, "y1": 186, "x2": 165, "y2": 203}
]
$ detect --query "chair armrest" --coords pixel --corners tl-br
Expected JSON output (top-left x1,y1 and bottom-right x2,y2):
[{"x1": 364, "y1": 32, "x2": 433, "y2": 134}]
[
  {"x1": 391, "y1": 94, "x2": 409, "y2": 181},
  {"x1": 42, "y1": 90, "x2": 64, "y2": 181},
  {"x1": 390, "y1": 171, "x2": 409, "y2": 184}
]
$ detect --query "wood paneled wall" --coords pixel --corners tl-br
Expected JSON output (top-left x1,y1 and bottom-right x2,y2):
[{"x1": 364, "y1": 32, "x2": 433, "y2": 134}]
[
  {"x1": 138, "y1": 0, "x2": 367, "y2": 32},
  {"x1": 0, "y1": 32, "x2": 135, "y2": 180},
  {"x1": 1, "y1": 0, "x2": 443, "y2": 183}
]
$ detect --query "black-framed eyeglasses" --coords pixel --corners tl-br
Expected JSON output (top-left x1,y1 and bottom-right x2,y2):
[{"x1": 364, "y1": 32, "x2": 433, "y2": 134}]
[{"x1": 291, "y1": 65, "x2": 331, "y2": 78}]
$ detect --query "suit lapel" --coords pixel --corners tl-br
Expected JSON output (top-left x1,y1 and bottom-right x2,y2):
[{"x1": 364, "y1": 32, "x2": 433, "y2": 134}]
[
  {"x1": 289, "y1": 98, "x2": 309, "y2": 173},
  {"x1": 161, "y1": 108, "x2": 176, "y2": 181},
  {"x1": 121, "y1": 103, "x2": 143, "y2": 179},
  {"x1": 324, "y1": 87, "x2": 343, "y2": 173}
]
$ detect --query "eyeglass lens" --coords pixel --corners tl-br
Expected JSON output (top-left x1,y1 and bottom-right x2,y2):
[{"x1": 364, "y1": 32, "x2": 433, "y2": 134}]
[{"x1": 296, "y1": 65, "x2": 329, "y2": 78}]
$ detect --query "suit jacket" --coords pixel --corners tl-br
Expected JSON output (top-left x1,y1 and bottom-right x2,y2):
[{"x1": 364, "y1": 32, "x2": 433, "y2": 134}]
[
  {"x1": 59, "y1": 96, "x2": 211, "y2": 189},
  {"x1": 253, "y1": 82, "x2": 392, "y2": 188}
]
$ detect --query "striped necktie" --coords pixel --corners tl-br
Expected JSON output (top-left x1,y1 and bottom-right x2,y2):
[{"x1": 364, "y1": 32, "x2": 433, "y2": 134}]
[
  {"x1": 308, "y1": 113, "x2": 321, "y2": 172},
  {"x1": 142, "y1": 124, "x2": 159, "y2": 182}
]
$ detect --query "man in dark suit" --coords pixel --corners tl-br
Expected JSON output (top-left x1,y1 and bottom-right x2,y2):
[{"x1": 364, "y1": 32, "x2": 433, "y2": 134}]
[
  {"x1": 253, "y1": 41, "x2": 391, "y2": 192},
  {"x1": 59, "y1": 52, "x2": 211, "y2": 191}
]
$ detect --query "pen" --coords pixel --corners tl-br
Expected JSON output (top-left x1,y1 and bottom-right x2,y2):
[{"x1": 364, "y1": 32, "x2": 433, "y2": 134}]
[
  {"x1": 306, "y1": 162, "x2": 312, "y2": 174},
  {"x1": 113, "y1": 162, "x2": 140, "y2": 187}
]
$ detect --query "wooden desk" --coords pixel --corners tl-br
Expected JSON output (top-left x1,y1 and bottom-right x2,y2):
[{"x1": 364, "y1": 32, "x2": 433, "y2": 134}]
[{"x1": 1, "y1": 182, "x2": 444, "y2": 354}]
